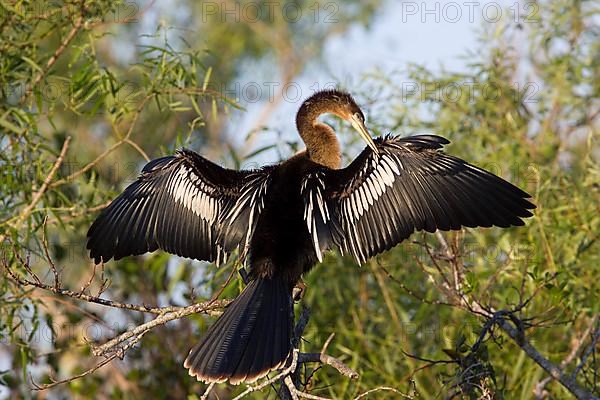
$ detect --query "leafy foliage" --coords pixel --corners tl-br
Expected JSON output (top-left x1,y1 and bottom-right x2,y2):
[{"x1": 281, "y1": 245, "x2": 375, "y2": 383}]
[{"x1": 0, "y1": 0, "x2": 598, "y2": 399}]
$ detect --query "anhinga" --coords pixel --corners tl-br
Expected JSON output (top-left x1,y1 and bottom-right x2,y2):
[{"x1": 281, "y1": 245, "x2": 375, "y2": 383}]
[{"x1": 87, "y1": 89, "x2": 535, "y2": 384}]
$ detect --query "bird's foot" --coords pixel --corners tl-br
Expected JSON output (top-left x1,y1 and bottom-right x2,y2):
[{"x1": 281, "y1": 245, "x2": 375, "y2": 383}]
[{"x1": 292, "y1": 281, "x2": 306, "y2": 302}]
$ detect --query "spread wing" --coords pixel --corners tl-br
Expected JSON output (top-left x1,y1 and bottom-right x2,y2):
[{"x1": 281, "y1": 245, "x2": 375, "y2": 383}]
[
  {"x1": 87, "y1": 149, "x2": 271, "y2": 265},
  {"x1": 302, "y1": 134, "x2": 536, "y2": 264}
]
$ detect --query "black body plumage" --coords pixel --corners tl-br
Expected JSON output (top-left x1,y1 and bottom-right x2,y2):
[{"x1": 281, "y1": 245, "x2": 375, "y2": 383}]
[{"x1": 86, "y1": 89, "x2": 535, "y2": 384}]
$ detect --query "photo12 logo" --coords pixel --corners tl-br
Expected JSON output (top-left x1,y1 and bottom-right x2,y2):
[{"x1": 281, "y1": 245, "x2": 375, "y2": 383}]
[
  {"x1": 200, "y1": 1, "x2": 339, "y2": 23},
  {"x1": 400, "y1": 81, "x2": 540, "y2": 104},
  {"x1": 400, "y1": 1, "x2": 540, "y2": 24},
  {"x1": 206, "y1": 81, "x2": 339, "y2": 104},
  {"x1": 0, "y1": 1, "x2": 140, "y2": 24}
]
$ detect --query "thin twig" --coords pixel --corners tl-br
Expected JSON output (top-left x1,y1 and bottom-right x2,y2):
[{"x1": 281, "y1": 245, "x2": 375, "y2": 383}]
[
  {"x1": 572, "y1": 318, "x2": 600, "y2": 380},
  {"x1": 50, "y1": 95, "x2": 152, "y2": 188},
  {"x1": 492, "y1": 312, "x2": 595, "y2": 399},
  {"x1": 321, "y1": 333, "x2": 335, "y2": 355},
  {"x1": 32, "y1": 298, "x2": 144, "y2": 391},
  {"x1": 31, "y1": 351, "x2": 117, "y2": 390},
  {"x1": 91, "y1": 260, "x2": 242, "y2": 359},
  {"x1": 401, "y1": 349, "x2": 454, "y2": 366},
  {"x1": 41, "y1": 217, "x2": 60, "y2": 289},
  {"x1": 200, "y1": 382, "x2": 215, "y2": 400},
  {"x1": 26, "y1": 15, "x2": 84, "y2": 102},
  {"x1": 80, "y1": 262, "x2": 98, "y2": 295},
  {"x1": 233, "y1": 350, "x2": 300, "y2": 400},
  {"x1": 284, "y1": 375, "x2": 329, "y2": 400},
  {"x1": 535, "y1": 315, "x2": 598, "y2": 398},
  {"x1": 8, "y1": 136, "x2": 71, "y2": 232},
  {"x1": 284, "y1": 375, "x2": 301, "y2": 400},
  {"x1": 2, "y1": 255, "x2": 229, "y2": 316},
  {"x1": 418, "y1": 231, "x2": 597, "y2": 399},
  {"x1": 354, "y1": 386, "x2": 414, "y2": 400},
  {"x1": 124, "y1": 138, "x2": 150, "y2": 161},
  {"x1": 297, "y1": 353, "x2": 359, "y2": 380},
  {"x1": 92, "y1": 301, "x2": 228, "y2": 357},
  {"x1": 380, "y1": 265, "x2": 452, "y2": 307}
]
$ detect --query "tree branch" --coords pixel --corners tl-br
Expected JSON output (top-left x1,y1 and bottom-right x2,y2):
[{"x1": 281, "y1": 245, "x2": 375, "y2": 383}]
[
  {"x1": 380, "y1": 233, "x2": 598, "y2": 399},
  {"x1": 1, "y1": 136, "x2": 71, "y2": 244},
  {"x1": 2, "y1": 250, "x2": 228, "y2": 316},
  {"x1": 91, "y1": 300, "x2": 228, "y2": 357},
  {"x1": 3, "y1": 243, "x2": 361, "y2": 397},
  {"x1": 431, "y1": 234, "x2": 597, "y2": 399},
  {"x1": 534, "y1": 315, "x2": 599, "y2": 398},
  {"x1": 25, "y1": 13, "x2": 84, "y2": 103},
  {"x1": 493, "y1": 312, "x2": 596, "y2": 400}
]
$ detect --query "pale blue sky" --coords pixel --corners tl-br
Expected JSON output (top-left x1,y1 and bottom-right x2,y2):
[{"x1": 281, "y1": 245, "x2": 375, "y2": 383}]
[
  {"x1": 112, "y1": 0, "x2": 528, "y2": 158},
  {"x1": 229, "y1": 0, "x2": 525, "y2": 164}
]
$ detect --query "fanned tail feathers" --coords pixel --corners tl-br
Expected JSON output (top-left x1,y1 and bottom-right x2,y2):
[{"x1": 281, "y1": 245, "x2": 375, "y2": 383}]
[{"x1": 184, "y1": 277, "x2": 292, "y2": 384}]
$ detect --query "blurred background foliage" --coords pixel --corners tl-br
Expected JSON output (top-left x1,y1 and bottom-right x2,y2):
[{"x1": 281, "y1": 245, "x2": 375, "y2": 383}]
[{"x1": 0, "y1": 0, "x2": 598, "y2": 398}]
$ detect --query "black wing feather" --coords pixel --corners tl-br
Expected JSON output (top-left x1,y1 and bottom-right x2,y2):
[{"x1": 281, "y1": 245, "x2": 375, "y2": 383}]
[
  {"x1": 87, "y1": 149, "x2": 270, "y2": 264},
  {"x1": 303, "y1": 134, "x2": 536, "y2": 264}
]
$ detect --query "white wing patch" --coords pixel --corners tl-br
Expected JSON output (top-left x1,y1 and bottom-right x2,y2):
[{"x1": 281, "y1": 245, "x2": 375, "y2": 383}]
[
  {"x1": 301, "y1": 171, "x2": 330, "y2": 262},
  {"x1": 302, "y1": 151, "x2": 404, "y2": 265},
  {"x1": 341, "y1": 153, "x2": 400, "y2": 225},
  {"x1": 165, "y1": 162, "x2": 271, "y2": 264},
  {"x1": 169, "y1": 165, "x2": 218, "y2": 223},
  {"x1": 335, "y1": 153, "x2": 403, "y2": 263},
  {"x1": 225, "y1": 172, "x2": 271, "y2": 255}
]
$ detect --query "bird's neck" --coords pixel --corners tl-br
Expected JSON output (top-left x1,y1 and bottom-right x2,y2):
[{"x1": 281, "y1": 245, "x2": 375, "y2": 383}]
[
  {"x1": 298, "y1": 122, "x2": 341, "y2": 169},
  {"x1": 296, "y1": 110, "x2": 341, "y2": 170}
]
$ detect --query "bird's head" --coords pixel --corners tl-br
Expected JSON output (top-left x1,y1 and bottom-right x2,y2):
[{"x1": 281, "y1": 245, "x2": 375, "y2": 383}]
[{"x1": 297, "y1": 89, "x2": 378, "y2": 153}]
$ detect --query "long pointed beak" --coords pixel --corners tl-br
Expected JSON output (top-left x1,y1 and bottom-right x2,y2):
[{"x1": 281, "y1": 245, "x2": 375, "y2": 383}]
[{"x1": 350, "y1": 114, "x2": 379, "y2": 154}]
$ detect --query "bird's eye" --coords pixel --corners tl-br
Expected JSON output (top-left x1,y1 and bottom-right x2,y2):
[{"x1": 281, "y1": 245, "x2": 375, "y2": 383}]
[{"x1": 354, "y1": 112, "x2": 364, "y2": 122}]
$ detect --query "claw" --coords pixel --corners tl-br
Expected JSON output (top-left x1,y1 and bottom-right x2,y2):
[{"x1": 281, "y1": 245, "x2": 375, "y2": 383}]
[{"x1": 292, "y1": 281, "x2": 306, "y2": 302}]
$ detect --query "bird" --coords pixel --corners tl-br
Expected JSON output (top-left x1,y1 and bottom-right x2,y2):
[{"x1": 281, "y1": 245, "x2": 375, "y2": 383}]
[{"x1": 87, "y1": 89, "x2": 535, "y2": 385}]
